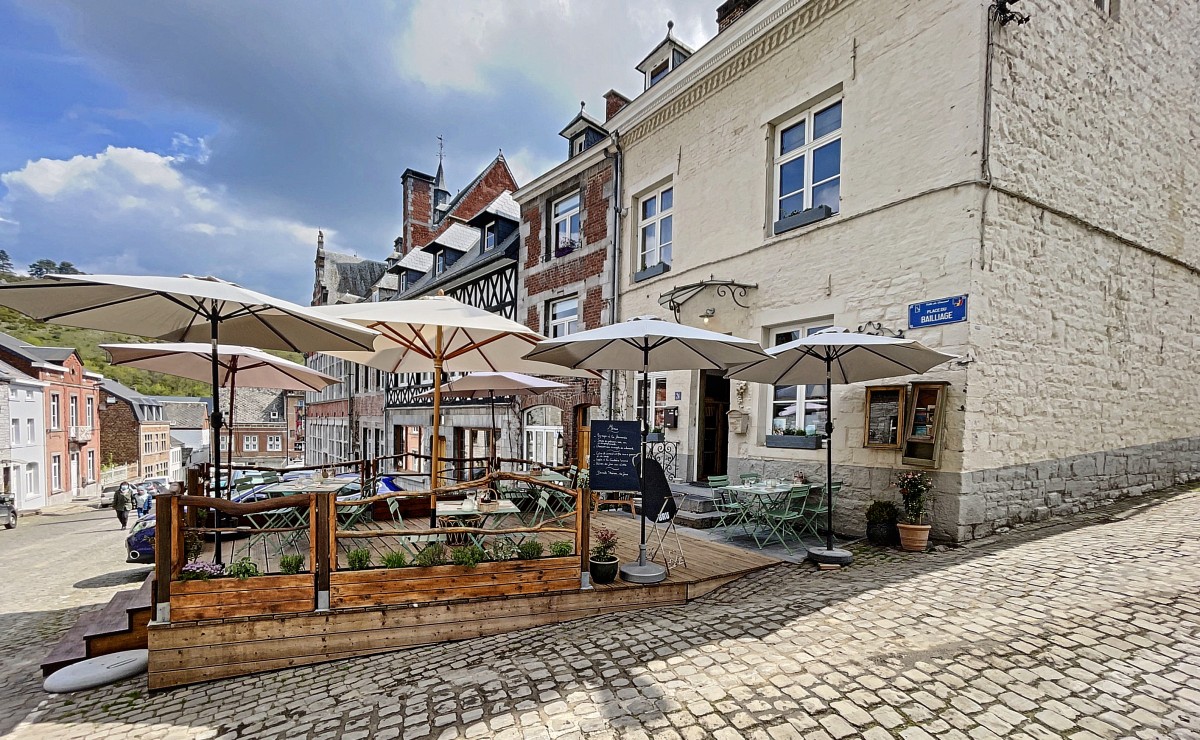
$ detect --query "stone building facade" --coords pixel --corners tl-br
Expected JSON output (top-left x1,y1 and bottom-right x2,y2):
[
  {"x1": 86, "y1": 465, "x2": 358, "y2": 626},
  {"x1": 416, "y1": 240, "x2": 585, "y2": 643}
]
[{"x1": 603, "y1": 0, "x2": 1197, "y2": 540}]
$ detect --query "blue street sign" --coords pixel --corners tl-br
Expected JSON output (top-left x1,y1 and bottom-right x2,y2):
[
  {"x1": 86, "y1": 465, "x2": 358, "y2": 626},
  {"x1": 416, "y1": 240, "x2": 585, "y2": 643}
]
[{"x1": 909, "y1": 295, "x2": 968, "y2": 328}]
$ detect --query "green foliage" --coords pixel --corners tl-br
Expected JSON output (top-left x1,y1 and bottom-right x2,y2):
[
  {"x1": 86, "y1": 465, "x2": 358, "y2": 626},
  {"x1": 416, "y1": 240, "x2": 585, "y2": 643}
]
[
  {"x1": 278, "y1": 554, "x2": 305, "y2": 574},
  {"x1": 414, "y1": 543, "x2": 445, "y2": 567},
  {"x1": 865, "y1": 501, "x2": 900, "y2": 525},
  {"x1": 346, "y1": 548, "x2": 371, "y2": 570},
  {"x1": 549, "y1": 541, "x2": 573, "y2": 557},
  {"x1": 0, "y1": 250, "x2": 12, "y2": 274},
  {"x1": 225, "y1": 557, "x2": 260, "y2": 580},
  {"x1": 487, "y1": 538, "x2": 517, "y2": 562},
  {"x1": 381, "y1": 550, "x2": 408, "y2": 569},
  {"x1": 450, "y1": 545, "x2": 486, "y2": 569},
  {"x1": 896, "y1": 471, "x2": 934, "y2": 524},
  {"x1": 516, "y1": 540, "x2": 544, "y2": 560},
  {"x1": 590, "y1": 527, "x2": 619, "y2": 561},
  {"x1": 27, "y1": 259, "x2": 59, "y2": 277},
  {"x1": 183, "y1": 530, "x2": 204, "y2": 562}
]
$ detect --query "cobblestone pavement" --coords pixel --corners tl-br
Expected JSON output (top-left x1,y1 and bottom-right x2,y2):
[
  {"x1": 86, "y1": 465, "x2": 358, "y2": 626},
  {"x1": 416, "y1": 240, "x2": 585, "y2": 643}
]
[
  {"x1": 0, "y1": 503, "x2": 152, "y2": 737},
  {"x1": 7, "y1": 489, "x2": 1200, "y2": 740}
]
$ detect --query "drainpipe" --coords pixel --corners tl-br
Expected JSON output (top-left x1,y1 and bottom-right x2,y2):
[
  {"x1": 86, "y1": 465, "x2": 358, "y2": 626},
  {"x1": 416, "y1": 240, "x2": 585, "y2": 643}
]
[{"x1": 606, "y1": 130, "x2": 623, "y2": 419}]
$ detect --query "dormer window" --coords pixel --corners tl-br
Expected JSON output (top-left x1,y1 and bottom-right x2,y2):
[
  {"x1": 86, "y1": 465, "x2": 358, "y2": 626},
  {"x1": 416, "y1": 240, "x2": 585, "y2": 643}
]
[
  {"x1": 435, "y1": 251, "x2": 446, "y2": 275},
  {"x1": 400, "y1": 271, "x2": 408, "y2": 291},
  {"x1": 636, "y1": 22, "x2": 693, "y2": 91},
  {"x1": 484, "y1": 222, "x2": 497, "y2": 251},
  {"x1": 649, "y1": 59, "x2": 670, "y2": 87}
]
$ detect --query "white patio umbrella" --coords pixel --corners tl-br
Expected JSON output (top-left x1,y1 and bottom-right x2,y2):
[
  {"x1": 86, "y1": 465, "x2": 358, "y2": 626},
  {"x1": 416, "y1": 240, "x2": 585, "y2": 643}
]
[
  {"x1": 0, "y1": 274, "x2": 377, "y2": 561},
  {"x1": 309, "y1": 296, "x2": 593, "y2": 511},
  {"x1": 416, "y1": 372, "x2": 568, "y2": 464},
  {"x1": 523, "y1": 316, "x2": 768, "y2": 584},
  {"x1": 726, "y1": 327, "x2": 955, "y2": 564}
]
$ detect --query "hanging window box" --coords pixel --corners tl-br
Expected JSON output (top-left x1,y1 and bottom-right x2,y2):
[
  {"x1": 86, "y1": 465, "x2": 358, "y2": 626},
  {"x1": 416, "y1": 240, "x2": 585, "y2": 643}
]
[
  {"x1": 773, "y1": 204, "x2": 833, "y2": 236},
  {"x1": 766, "y1": 434, "x2": 822, "y2": 449}
]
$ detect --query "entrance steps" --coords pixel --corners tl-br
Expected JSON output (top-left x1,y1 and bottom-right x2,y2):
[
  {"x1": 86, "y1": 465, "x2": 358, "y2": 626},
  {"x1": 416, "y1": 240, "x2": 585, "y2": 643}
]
[{"x1": 42, "y1": 573, "x2": 154, "y2": 677}]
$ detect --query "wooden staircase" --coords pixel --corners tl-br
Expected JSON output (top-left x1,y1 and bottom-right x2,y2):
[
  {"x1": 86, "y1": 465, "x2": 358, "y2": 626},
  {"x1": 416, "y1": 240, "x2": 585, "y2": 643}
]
[{"x1": 42, "y1": 574, "x2": 154, "y2": 677}]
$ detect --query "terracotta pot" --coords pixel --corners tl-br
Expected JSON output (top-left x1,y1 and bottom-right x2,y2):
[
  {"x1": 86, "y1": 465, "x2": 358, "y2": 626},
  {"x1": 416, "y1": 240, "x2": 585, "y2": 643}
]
[
  {"x1": 897, "y1": 523, "x2": 931, "y2": 552},
  {"x1": 590, "y1": 557, "x2": 619, "y2": 585}
]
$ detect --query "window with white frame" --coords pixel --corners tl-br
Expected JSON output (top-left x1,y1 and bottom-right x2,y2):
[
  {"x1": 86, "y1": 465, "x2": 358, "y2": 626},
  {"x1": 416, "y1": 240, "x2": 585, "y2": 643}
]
[
  {"x1": 524, "y1": 405, "x2": 564, "y2": 467},
  {"x1": 435, "y1": 250, "x2": 446, "y2": 275},
  {"x1": 483, "y1": 222, "x2": 497, "y2": 251},
  {"x1": 549, "y1": 192, "x2": 581, "y2": 257},
  {"x1": 243, "y1": 435, "x2": 259, "y2": 452},
  {"x1": 10, "y1": 419, "x2": 19, "y2": 445},
  {"x1": 86, "y1": 397, "x2": 94, "y2": 425},
  {"x1": 768, "y1": 322, "x2": 832, "y2": 435},
  {"x1": 219, "y1": 435, "x2": 229, "y2": 452},
  {"x1": 87, "y1": 450, "x2": 95, "y2": 482},
  {"x1": 50, "y1": 394, "x2": 60, "y2": 430},
  {"x1": 547, "y1": 296, "x2": 580, "y2": 338},
  {"x1": 51, "y1": 455, "x2": 61, "y2": 491},
  {"x1": 69, "y1": 395, "x2": 78, "y2": 427},
  {"x1": 635, "y1": 374, "x2": 669, "y2": 429},
  {"x1": 267, "y1": 435, "x2": 282, "y2": 452},
  {"x1": 638, "y1": 184, "x2": 673, "y2": 272},
  {"x1": 774, "y1": 98, "x2": 842, "y2": 223},
  {"x1": 25, "y1": 389, "x2": 32, "y2": 401},
  {"x1": 26, "y1": 419, "x2": 34, "y2": 442}
]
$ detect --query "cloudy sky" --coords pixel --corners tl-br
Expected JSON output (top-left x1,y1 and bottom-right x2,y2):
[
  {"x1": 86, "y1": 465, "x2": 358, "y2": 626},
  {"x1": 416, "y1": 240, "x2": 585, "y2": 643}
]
[{"x1": 0, "y1": 1, "x2": 715, "y2": 303}]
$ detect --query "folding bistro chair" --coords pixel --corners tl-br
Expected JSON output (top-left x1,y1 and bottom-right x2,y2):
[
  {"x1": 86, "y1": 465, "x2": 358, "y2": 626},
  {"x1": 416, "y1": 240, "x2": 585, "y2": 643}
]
[
  {"x1": 797, "y1": 482, "x2": 839, "y2": 541},
  {"x1": 715, "y1": 488, "x2": 751, "y2": 540},
  {"x1": 643, "y1": 459, "x2": 686, "y2": 572},
  {"x1": 760, "y1": 485, "x2": 810, "y2": 553}
]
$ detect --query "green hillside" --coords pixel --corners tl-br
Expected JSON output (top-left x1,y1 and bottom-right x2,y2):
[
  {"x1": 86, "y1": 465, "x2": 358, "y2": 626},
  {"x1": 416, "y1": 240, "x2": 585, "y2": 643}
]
[{"x1": 0, "y1": 306, "x2": 213, "y2": 397}]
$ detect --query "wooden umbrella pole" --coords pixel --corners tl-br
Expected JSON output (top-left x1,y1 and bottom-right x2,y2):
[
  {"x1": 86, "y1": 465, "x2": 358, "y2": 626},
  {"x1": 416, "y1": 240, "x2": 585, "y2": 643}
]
[{"x1": 429, "y1": 324, "x2": 443, "y2": 527}]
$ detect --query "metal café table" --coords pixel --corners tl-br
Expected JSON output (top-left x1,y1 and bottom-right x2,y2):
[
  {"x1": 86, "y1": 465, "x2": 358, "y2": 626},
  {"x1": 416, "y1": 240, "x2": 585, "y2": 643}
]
[{"x1": 725, "y1": 481, "x2": 792, "y2": 548}]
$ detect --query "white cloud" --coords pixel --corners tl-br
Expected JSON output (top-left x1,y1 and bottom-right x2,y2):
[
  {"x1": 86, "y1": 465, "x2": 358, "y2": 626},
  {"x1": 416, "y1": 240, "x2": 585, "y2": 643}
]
[{"x1": 0, "y1": 146, "x2": 321, "y2": 302}]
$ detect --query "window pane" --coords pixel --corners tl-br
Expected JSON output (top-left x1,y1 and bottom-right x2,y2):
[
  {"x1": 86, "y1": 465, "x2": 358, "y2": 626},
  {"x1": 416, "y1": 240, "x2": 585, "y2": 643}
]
[
  {"x1": 554, "y1": 194, "x2": 579, "y2": 217},
  {"x1": 660, "y1": 243, "x2": 672, "y2": 265},
  {"x1": 569, "y1": 214, "x2": 580, "y2": 241},
  {"x1": 775, "y1": 329, "x2": 801, "y2": 345},
  {"x1": 642, "y1": 196, "x2": 657, "y2": 220},
  {"x1": 812, "y1": 139, "x2": 840, "y2": 183},
  {"x1": 779, "y1": 192, "x2": 805, "y2": 218},
  {"x1": 780, "y1": 120, "x2": 806, "y2": 154},
  {"x1": 813, "y1": 101, "x2": 842, "y2": 139},
  {"x1": 813, "y1": 178, "x2": 840, "y2": 213},
  {"x1": 659, "y1": 216, "x2": 672, "y2": 246},
  {"x1": 660, "y1": 188, "x2": 673, "y2": 211},
  {"x1": 779, "y1": 156, "x2": 805, "y2": 198},
  {"x1": 641, "y1": 223, "x2": 657, "y2": 252}
]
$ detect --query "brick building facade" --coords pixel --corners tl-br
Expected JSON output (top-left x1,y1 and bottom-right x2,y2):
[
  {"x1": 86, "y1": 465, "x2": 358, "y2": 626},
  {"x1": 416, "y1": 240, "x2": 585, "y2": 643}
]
[{"x1": 100, "y1": 380, "x2": 171, "y2": 480}]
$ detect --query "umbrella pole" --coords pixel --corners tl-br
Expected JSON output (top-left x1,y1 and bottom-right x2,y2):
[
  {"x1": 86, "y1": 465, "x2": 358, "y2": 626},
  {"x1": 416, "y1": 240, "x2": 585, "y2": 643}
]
[
  {"x1": 209, "y1": 315, "x2": 224, "y2": 565},
  {"x1": 489, "y1": 391, "x2": 497, "y2": 474},
  {"x1": 619, "y1": 349, "x2": 666, "y2": 584},
  {"x1": 429, "y1": 326, "x2": 443, "y2": 528},
  {"x1": 825, "y1": 356, "x2": 834, "y2": 553}
]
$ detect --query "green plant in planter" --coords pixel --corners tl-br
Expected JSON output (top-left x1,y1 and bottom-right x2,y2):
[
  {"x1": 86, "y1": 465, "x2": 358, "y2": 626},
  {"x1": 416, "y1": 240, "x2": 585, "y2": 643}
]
[
  {"x1": 414, "y1": 543, "x2": 445, "y2": 567},
  {"x1": 381, "y1": 550, "x2": 408, "y2": 569},
  {"x1": 225, "y1": 557, "x2": 260, "y2": 580},
  {"x1": 178, "y1": 561, "x2": 224, "y2": 581},
  {"x1": 488, "y1": 538, "x2": 517, "y2": 562},
  {"x1": 896, "y1": 471, "x2": 933, "y2": 524},
  {"x1": 865, "y1": 501, "x2": 900, "y2": 547},
  {"x1": 450, "y1": 545, "x2": 486, "y2": 568},
  {"x1": 516, "y1": 540, "x2": 544, "y2": 560},
  {"x1": 590, "y1": 528, "x2": 619, "y2": 561},
  {"x1": 346, "y1": 548, "x2": 371, "y2": 570},
  {"x1": 278, "y1": 554, "x2": 305, "y2": 574},
  {"x1": 549, "y1": 541, "x2": 573, "y2": 557},
  {"x1": 184, "y1": 530, "x2": 204, "y2": 562}
]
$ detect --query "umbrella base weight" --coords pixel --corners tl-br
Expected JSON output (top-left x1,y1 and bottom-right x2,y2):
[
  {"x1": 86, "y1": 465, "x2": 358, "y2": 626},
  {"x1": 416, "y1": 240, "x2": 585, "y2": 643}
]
[
  {"x1": 619, "y1": 561, "x2": 668, "y2": 584},
  {"x1": 806, "y1": 547, "x2": 853, "y2": 566}
]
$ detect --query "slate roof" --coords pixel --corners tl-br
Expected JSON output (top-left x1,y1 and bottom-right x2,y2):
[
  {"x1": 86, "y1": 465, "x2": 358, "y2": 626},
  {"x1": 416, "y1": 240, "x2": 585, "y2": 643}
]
[
  {"x1": 103, "y1": 379, "x2": 166, "y2": 423},
  {"x1": 0, "y1": 331, "x2": 77, "y2": 366},
  {"x1": 398, "y1": 227, "x2": 518, "y2": 299},
  {"x1": 424, "y1": 223, "x2": 480, "y2": 254},
  {"x1": 472, "y1": 191, "x2": 520, "y2": 224},
  {"x1": 322, "y1": 250, "x2": 388, "y2": 301},
  {"x1": 0, "y1": 358, "x2": 38, "y2": 384},
  {"x1": 157, "y1": 398, "x2": 210, "y2": 429},
  {"x1": 396, "y1": 249, "x2": 433, "y2": 274},
  {"x1": 217, "y1": 387, "x2": 286, "y2": 425}
]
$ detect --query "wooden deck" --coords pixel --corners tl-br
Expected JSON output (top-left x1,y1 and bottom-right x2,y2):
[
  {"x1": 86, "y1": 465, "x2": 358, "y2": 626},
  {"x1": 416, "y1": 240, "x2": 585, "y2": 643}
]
[{"x1": 147, "y1": 512, "x2": 780, "y2": 690}]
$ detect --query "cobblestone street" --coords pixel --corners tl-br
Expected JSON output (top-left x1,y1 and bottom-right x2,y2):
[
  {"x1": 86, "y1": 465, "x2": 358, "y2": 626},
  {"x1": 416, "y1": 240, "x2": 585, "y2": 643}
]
[{"x1": 5, "y1": 489, "x2": 1200, "y2": 739}]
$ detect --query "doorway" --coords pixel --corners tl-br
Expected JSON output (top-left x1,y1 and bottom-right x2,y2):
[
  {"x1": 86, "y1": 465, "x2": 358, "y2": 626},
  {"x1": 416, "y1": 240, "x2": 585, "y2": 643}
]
[{"x1": 697, "y1": 370, "x2": 729, "y2": 482}]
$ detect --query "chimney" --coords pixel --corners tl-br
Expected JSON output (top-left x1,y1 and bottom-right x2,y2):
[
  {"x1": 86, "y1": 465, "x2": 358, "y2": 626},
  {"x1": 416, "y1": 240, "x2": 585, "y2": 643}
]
[
  {"x1": 603, "y1": 90, "x2": 632, "y2": 121},
  {"x1": 401, "y1": 169, "x2": 436, "y2": 254},
  {"x1": 716, "y1": 0, "x2": 761, "y2": 32}
]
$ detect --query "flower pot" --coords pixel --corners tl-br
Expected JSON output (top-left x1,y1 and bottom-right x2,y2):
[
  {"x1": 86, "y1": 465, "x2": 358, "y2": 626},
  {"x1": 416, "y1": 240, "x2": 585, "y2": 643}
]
[
  {"x1": 866, "y1": 520, "x2": 897, "y2": 547},
  {"x1": 897, "y1": 523, "x2": 931, "y2": 552},
  {"x1": 590, "y1": 556, "x2": 619, "y2": 584},
  {"x1": 765, "y1": 434, "x2": 821, "y2": 449}
]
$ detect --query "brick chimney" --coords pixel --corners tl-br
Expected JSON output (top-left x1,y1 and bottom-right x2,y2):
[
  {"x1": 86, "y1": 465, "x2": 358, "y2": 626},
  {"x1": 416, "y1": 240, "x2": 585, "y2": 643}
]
[
  {"x1": 603, "y1": 89, "x2": 632, "y2": 121},
  {"x1": 716, "y1": 0, "x2": 761, "y2": 32},
  {"x1": 401, "y1": 168, "x2": 436, "y2": 254}
]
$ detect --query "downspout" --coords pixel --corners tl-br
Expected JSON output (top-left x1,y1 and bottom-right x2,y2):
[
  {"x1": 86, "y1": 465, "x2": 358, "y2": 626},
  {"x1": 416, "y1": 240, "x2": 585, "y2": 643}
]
[{"x1": 606, "y1": 129, "x2": 623, "y2": 420}]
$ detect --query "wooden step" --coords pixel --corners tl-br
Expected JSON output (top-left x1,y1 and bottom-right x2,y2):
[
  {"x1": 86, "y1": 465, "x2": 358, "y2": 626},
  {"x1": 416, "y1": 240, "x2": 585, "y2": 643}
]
[
  {"x1": 84, "y1": 589, "x2": 139, "y2": 640},
  {"x1": 42, "y1": 612, "x2": 94, "y2": 677}
]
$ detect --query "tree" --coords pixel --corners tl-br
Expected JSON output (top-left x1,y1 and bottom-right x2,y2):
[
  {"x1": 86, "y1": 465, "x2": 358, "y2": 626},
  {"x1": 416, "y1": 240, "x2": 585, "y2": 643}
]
[
  {"x1": 56, "y1": 261, "x2": 84, "y2": 274},
  {"x1": 28, "y1": 259, "x2": 58, "y2": 277},
  {"x1": 0, "y1": 250, "x2": 12, "y2": 274}
]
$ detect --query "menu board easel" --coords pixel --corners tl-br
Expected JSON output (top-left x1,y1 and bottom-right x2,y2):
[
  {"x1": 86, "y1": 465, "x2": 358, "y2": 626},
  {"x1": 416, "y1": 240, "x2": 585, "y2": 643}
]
[{"x1": 588, "y1": 420, "x2": 642, "y2": 492}]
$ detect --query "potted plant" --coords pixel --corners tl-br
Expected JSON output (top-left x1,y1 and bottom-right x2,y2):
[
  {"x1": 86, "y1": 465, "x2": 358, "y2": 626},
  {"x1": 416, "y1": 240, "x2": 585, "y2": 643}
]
[
  {"x1": 589, "y1": 527, "x2": 619, "y2": 584},
  {"x1": 896, "y1": 471, "x2": 933, "y2": 551},
  {"x1": 645, "y1": 427, "x2": 665, "y2": 443},
  {"x1": 865, "y1": 501, "x2": 900, "y2": 546}
]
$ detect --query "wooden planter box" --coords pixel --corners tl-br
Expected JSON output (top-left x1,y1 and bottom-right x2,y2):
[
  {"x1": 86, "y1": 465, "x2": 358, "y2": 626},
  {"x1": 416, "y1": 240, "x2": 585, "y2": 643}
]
[
  {"x1": 765, "y1": 434, "x2": 822, "y2": 449},
  {"x1": 170, "y1": 573, "x2": 315, "y2": 622},
  {"x1": 329, "y1": 556, "x2": 580, "y2": 610}
]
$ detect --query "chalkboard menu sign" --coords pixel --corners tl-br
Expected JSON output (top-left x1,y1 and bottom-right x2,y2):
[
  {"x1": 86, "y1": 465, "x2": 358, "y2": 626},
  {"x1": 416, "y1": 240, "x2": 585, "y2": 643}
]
[
  {"x1": 863, "y1": 385, "x2": 905, "y2": 449},
  {"x1": 589, "y1": 420, "x2": 642, "y2": 492}
]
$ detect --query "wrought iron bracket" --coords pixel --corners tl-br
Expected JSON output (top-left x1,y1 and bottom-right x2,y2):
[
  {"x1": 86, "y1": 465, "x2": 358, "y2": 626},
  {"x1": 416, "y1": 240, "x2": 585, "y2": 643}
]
[
  {"x1": 856, "y1": 321, "x2": 905, "y2": 338},
  {"x1": 658, "y1": 275, "x2": 758, "y2": 322}
]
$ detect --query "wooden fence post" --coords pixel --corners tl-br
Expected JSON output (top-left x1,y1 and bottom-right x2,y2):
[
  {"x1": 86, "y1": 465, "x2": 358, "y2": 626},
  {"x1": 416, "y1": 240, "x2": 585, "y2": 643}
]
[
  {"x1": 315, "y1": 492, "x2": 331, "y2": 610},
  {"x1": 154, "y1": 493, "x2": 175, "y2": 622},
  {"x1": 578, "y1": 488, "x2": 592, "y2": 589}
]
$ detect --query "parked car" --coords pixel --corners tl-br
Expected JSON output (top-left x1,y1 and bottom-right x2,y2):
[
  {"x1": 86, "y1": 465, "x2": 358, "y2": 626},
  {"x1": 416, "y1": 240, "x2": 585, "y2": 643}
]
[
  {"x1": 100, "y1": 486, "x2": 118, "y2": 507},
  {"x1": 1, "y1": 493, "x2": 16, "y2": 529},
  {"x1": 126, "y1": 512, "x2": 155, "y2": 563}
]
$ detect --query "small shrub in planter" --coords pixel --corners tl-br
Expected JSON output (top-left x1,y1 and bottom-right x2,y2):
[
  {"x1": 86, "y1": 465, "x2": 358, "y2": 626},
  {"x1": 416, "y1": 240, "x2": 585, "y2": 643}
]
[
  {"x1": 896, "y1": 471, "x2": 934, "y2": 552},
  {"x1": 278, "y1": 554, "x2": 305, "y2": 574},
  {"x1": 381, "y1": 550, "x2": 408, "y2": 569},
  {"x1": 516, "y1": 540, "x2": 544, "y2": 560},
  {"x1": 178, "y1": 560, "x2": 224, "y2": 581},
  {"x1": 549, "y1": 541, "x2": 573, "y2": 557},
  {"x1": 451, "y1": 545, "x2": 486, "y2": 569},
  {"x1": 225, "y1": 557, "x2": 260, "y2": 580},
  {"x1": 864, "y1": 501, "x2": 900, "y2": 547},
  {"x1": 589, "y1": 527, "x2": 619, "y2": 585},
  {"x1": 414, "y1": 543, "x2": 445, "y2": 567},
  {"x1": 184, "y1": 530, "x2": 205, "y2": 562},
  {"x1": 346, "y1": 548, "x2": 372, "y2": 570},
  {"x1": 487, "y1": 538, "x2": 517, "y2": 562}
]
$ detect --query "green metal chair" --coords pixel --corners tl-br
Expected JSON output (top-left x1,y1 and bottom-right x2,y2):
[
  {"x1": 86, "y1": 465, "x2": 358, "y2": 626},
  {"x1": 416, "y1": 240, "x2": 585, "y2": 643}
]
[
  {"x1": 715, "y1": 488, "x2": 751, "y2": 540},
  {"x1": 707, "y1": 475, "x2": 731, "y2": 494},
  {"x1": 797, "y1": 482, "x2": 839, "y2": 541},
  {"x1": 759, "y1": 486, "x2": 809, "y2": 552}
]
